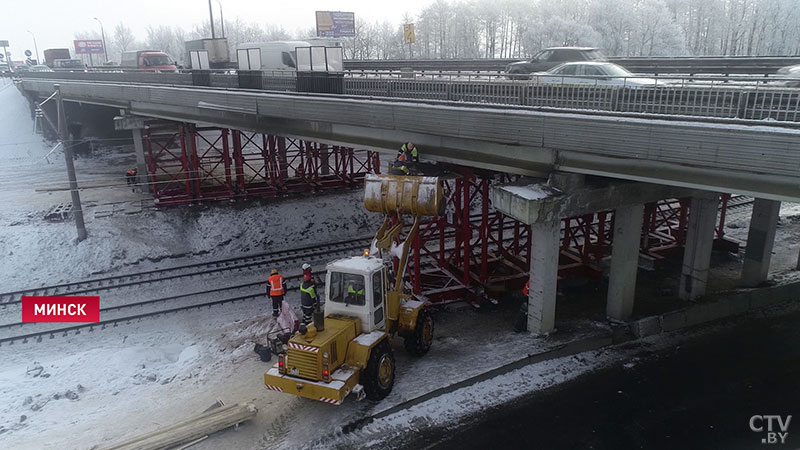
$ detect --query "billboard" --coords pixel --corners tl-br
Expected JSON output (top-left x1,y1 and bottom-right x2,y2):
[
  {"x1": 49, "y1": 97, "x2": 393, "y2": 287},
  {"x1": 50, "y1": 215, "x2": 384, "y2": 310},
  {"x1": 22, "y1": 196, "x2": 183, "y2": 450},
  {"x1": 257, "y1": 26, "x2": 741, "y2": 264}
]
[
  {"x1": 315, "y1": 11, "x2": 355, "y2": 38},
  {"x1": 403, "y1": 24, "x2": 416, "y2": 44},
  {"x1": 74, "y1": 40, "x2": 104, "y2": 55}
]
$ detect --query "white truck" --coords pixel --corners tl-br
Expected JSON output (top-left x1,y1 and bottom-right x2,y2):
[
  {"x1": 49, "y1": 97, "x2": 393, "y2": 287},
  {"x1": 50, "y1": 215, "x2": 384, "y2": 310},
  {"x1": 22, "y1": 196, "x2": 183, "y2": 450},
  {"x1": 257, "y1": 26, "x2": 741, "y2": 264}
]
[{"x1": 236, "y1": 41, "x2": 312, "y2": 72}]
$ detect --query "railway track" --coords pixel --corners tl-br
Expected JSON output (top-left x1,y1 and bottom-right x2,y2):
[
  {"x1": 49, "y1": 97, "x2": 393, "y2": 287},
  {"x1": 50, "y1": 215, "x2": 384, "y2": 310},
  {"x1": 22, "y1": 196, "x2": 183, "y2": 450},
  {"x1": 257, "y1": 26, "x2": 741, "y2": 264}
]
[
  {"x1": 0, "y1": 196, "x2": 752, "y2": 346},
  {"x1": 0, "y1": 236, "x2": 373, "y2": 306}
]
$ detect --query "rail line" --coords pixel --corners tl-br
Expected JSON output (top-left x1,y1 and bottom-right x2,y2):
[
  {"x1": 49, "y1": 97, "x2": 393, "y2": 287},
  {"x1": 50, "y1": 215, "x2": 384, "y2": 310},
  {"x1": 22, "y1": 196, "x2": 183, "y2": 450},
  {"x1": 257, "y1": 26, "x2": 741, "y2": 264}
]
[
  {"x1": 0, "y1": 236, "x2": 374, "y2": 306},
  {"x1": 0, "y1": 197, "x2": 753, "y2": 345}
]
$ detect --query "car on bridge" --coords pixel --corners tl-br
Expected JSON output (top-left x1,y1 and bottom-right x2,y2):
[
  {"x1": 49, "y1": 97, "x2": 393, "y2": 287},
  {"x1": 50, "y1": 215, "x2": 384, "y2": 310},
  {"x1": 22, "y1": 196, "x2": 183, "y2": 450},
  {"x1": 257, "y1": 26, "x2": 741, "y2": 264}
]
[
  {"x1": 505, "y1": 47, "x2": 606, "y2": 78},
  {"x1": 531, "y1": 62, "x2": 658, "y2": 87},
  {"x1": 28, "y1": 65, "x2": 54, "y2": 73},
  {"x1": 776, "y1": 64, "x2": 800, "y2": 87}
]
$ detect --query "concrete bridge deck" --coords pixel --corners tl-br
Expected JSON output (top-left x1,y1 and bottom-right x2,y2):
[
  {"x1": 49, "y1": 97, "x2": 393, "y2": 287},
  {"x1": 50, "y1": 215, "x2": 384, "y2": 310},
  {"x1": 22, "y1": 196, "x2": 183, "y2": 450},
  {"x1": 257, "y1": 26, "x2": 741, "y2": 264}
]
[{"x1": 18, "y1": 78, "x2": 800, "y2": 201}]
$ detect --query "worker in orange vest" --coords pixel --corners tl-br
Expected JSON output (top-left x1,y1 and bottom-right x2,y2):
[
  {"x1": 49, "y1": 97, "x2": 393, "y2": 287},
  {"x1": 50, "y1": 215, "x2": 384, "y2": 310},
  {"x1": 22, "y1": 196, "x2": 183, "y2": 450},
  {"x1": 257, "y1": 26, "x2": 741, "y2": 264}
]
[
  {"x1": 125, "y1": 167, "x2": 138, "y2": 192},
  {"x1": 267, "y1": 269, "x2": 287, "y2": 317}
]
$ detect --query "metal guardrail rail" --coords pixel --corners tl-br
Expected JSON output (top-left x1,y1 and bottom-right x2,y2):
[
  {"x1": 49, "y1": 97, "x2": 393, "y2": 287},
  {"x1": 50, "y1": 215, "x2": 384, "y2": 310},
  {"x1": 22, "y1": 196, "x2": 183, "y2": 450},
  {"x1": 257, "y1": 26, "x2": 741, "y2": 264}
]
[
  {"x1": 343, "y1": 56, "x2": 800, "y2": 75},
  {"x1": 19, "y1": 71, "x2": 800, "y2": 123}
]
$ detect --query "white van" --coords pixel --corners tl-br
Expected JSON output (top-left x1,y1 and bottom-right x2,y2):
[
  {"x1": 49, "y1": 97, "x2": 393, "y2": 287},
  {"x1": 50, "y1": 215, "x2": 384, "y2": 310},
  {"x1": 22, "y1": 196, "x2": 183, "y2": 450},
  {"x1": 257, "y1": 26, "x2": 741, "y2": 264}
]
[{"x1": 236, "y1": 41, "x2": 312, "y2": 71}]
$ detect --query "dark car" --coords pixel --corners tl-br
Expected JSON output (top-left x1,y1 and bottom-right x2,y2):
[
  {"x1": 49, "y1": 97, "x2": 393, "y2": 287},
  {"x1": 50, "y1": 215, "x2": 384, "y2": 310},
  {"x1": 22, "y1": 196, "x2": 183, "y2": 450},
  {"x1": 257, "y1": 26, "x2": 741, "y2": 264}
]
[{"x1": 505, "y1": 47, "x2": 606, "y2": 78}]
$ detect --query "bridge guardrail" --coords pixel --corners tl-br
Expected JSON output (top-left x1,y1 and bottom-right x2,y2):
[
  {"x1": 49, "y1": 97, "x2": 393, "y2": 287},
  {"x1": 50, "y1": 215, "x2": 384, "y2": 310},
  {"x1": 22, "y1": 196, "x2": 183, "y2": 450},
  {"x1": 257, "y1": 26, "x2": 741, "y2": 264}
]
[{"x1": 17, "y1": 70, "x2": 800, "y2": 123}]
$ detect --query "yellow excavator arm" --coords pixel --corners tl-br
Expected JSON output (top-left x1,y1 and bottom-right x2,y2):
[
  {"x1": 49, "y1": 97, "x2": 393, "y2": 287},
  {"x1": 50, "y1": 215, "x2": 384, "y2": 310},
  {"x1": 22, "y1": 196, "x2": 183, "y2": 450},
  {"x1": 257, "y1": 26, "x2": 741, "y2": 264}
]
[{"x1": 363, "y1": 174, "x2": 444, "y2": 331}]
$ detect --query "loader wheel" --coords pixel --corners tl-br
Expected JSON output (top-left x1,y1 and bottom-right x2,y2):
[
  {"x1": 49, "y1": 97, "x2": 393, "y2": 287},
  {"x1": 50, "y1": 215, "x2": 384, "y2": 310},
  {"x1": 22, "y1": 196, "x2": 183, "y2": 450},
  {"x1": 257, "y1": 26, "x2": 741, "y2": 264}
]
[
  {"x1": 404, "y1": 310, "x2": 434, "y2": 356},
  {"x1": 361, "y1": 340, "x2": 395, "y2": 401}
]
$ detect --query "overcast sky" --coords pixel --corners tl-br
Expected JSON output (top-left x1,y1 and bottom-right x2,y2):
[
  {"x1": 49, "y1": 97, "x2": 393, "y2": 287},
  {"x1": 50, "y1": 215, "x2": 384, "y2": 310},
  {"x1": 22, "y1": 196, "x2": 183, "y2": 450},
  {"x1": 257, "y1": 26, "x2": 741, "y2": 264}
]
[{"x1": 4, "y1": 0, "x2": 433, "y2": 61}]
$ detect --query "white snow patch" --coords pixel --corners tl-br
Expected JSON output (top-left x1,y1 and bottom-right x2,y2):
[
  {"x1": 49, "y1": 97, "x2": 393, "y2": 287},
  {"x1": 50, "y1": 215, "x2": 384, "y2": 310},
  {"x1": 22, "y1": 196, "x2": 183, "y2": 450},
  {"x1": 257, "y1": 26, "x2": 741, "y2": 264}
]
[
  {"x1": 353, "y1": 331, "x2": 385, "y2": 347},
  {"x1": 502, "y1": 184, "x2": 561, "y2": 200}
]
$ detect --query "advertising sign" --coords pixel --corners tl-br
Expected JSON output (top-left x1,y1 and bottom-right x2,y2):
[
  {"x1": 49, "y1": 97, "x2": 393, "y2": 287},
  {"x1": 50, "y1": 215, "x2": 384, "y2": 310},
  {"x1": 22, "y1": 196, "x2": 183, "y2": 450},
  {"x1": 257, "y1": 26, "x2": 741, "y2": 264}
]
[
  {"x1": 73, "y1": 39, "x2": 105, "y2": 55},
  {"x1": 403, "y1": 24, "x2": 416, "y2": 44},
  {"x1": 315, "y1": 11, "x2": 355, "y2": 38}
]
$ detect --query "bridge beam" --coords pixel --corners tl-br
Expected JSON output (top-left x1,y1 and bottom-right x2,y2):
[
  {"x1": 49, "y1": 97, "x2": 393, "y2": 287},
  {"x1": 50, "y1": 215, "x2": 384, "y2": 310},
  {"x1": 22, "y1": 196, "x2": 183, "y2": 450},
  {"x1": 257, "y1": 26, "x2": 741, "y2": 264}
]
[{"x1": 741, "y1": 198, "x2": 781, "y2": 287}]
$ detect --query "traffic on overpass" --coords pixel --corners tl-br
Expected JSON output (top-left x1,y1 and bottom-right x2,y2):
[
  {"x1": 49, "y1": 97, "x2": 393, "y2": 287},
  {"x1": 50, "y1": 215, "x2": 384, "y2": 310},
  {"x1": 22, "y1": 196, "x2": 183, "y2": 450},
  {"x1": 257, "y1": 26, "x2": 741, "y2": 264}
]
[{"x1": 1, "y1": 1, "x2": 799, "y2": 449}]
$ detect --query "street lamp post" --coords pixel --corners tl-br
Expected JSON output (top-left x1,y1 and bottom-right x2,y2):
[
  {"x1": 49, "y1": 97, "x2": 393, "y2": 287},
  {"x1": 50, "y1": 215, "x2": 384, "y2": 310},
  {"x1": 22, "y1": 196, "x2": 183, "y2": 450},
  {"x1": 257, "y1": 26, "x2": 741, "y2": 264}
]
[
  {"x1": 217, "y1": 0, "x2": 225, "y2": 38},
  {"x1": 207, "y1": 0, "x2": 216, "y2": 39},
  {"x1": 93, "y1": 17, "x2": 108, "y2": 63},
  {"x1": 26, "y1": 30, "x2": 39, "y2": 64}
]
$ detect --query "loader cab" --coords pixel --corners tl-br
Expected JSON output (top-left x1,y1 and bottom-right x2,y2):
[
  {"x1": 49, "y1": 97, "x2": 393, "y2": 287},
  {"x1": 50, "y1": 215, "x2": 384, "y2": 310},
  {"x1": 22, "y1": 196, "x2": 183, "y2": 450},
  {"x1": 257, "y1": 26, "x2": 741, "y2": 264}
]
[{"x1": 325, "y1": 256, "x2": 387, "y2": 332}]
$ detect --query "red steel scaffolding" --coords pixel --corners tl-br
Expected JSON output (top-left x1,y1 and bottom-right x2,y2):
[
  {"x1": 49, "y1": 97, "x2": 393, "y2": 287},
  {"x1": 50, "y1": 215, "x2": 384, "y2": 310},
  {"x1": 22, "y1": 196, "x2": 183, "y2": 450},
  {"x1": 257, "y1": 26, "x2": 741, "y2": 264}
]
[
  {"x1": 144, "y1": 125, "x2": 737, "y2": 305},
  {"x1": 143, "y1": 125, "x2": 380, "y2": 206}
]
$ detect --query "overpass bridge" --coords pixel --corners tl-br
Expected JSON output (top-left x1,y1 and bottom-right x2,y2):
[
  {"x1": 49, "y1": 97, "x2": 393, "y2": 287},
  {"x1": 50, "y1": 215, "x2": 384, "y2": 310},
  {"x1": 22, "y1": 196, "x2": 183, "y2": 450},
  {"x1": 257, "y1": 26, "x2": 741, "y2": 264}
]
[
  {"x1": 16, "y1": 77, "x2": 800, "y2": 201},
  {"x1": 14, "y1": 76, "x2": 799, "y2": 335}
]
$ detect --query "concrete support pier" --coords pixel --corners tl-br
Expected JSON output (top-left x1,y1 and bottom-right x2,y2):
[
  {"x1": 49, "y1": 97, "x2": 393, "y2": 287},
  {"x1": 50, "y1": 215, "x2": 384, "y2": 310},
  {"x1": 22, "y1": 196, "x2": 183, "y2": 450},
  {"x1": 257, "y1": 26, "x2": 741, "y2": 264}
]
[
  {"x1": 490, "y1": 175, "x2": 705, "y2": 332},
  {"x1": 527, "y1": 221, "x2": 560, "y2": 334},
  {"x1": 741, "y1": 198, "x2": 781, "y2": 287},
  {"x1": 131, "y1": 128, "x2": 150, "y2": 193},
  {"x1": 114, "y1": 114, "x2": 152, "y2": 193},
  {"x1": 606, "y1": 204, "x2": 645, "y2": 321},
  {"x1": 679, "y1": 195, "x2": 720, "y2": 301}
]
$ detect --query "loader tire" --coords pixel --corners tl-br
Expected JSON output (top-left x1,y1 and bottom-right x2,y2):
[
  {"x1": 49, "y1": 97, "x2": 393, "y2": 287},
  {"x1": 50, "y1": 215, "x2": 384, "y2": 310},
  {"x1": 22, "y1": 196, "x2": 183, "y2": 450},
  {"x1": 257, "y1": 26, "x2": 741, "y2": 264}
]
[
  {"x1": 403, "y1": 310, "x2": 434, "y2": 356},
  {"x1": 361, "y1": 340, "x2": 395, "y2": 401}
]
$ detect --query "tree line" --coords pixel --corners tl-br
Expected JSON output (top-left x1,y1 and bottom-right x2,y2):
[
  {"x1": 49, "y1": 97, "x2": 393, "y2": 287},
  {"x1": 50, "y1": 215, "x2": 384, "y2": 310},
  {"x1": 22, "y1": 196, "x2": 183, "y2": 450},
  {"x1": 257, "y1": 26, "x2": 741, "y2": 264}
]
[{"x1": 74, "y1": 0, "x2": 800, "y2": 64}]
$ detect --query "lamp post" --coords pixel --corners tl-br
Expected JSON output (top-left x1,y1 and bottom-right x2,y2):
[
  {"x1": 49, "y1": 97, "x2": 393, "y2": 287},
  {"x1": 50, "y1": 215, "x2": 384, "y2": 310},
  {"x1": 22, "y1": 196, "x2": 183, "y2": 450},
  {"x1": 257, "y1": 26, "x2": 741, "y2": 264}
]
[
  {"x1": 93, "y1": 17, "x2": 108, "y2": 63},
  {"x1": 217, "y1": 0, "x2": 225, "y2": 38},
  {"x1": 26, "y1": 30, "x2": 39, "y2": 64},
  {"x1": 207, "y1": 0, "x2": 216, "y2": 39}
]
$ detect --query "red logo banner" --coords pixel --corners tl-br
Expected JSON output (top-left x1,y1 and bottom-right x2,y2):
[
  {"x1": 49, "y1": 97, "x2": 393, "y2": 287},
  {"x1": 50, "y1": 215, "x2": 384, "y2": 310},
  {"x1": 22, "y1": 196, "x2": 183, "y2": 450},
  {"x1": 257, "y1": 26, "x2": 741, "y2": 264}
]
[{"x1": 21, "y1": 296, "x2": 100, "y2": 323}]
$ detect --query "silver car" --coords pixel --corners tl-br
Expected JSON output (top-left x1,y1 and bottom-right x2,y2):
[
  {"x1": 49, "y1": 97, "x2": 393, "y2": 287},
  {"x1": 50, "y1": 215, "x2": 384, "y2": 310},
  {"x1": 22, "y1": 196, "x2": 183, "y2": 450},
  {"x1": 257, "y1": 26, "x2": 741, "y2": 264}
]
[
  {"x1": 29, "y1": 65, "x2": 54, "y2": 72},
  {"x1": 776, "y1": 65, "x2": 800, "y2": 87},
  {"x1": 531, "y1": 62, "x2": 659, "y2": 87}
]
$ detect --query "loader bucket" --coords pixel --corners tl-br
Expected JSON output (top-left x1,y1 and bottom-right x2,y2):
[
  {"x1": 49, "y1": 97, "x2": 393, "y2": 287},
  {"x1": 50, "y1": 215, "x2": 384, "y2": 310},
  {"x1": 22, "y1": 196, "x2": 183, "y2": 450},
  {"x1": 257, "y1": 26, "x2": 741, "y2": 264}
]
[{"x1": 364, "y1": 174, "x2": 444, "y2": 217}]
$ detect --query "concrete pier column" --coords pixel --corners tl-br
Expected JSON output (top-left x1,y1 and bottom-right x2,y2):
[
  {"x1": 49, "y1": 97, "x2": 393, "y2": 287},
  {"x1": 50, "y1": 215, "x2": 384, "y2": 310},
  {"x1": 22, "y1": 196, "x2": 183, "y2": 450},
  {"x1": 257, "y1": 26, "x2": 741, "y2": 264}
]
[
  {"x1": 741, "y1": 198, "x2": 781, "y2": 287},
  {"x1": 527, "y1": 220, "x2": 561, "y2": 334},
  {"x1": 679, "y1": 195, "x2": 720, "y2": 301},
  {"x1": 131, "y1": 128, "x2": 151, "y2": 193},
  {"x1": 606, "y1": 203, "x2": 645, "y2": 321}
]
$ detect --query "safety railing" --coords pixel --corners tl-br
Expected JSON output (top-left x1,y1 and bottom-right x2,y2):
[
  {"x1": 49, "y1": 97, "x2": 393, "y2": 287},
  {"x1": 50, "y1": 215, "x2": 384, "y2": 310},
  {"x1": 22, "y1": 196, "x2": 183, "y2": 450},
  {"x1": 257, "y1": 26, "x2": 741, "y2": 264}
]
[
  {"x1": 17, "y1": 70, "x2": 800, "y2": 122},
  {"x1": 343, "y1": 71, "x2": 800, "y2": 122}
]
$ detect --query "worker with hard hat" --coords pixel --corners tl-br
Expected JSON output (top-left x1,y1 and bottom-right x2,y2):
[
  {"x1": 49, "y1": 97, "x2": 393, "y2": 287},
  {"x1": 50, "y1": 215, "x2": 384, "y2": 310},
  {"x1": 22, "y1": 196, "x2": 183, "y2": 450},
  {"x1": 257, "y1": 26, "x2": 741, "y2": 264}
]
[
  {"x1": 302, "y1": 263, "x2": 314, "y2": 285},
  {"x1": 267, "y1": 268, "x2": 287, "y2": 317},
  {"x1": 299, "y1": 272, "x2": 317, "y2": 325},
  {"x1": 398, "y1": 142, "x2": 419, "y2": 163}
]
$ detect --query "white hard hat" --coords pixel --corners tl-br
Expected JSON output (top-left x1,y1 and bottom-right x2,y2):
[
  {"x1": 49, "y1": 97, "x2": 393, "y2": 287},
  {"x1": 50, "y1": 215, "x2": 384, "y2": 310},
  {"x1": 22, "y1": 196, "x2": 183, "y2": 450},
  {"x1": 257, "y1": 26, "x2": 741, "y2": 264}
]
[{"x1": 302, "y1": 263, "x2": 311, "y2": 270}]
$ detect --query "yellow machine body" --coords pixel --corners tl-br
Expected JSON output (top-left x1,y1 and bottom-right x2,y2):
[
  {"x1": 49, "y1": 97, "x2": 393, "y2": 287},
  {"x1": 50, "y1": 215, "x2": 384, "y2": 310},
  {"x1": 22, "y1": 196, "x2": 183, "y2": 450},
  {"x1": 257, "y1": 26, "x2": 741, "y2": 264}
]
[
  {"x1": 263, "y1": 316, "x2": 388, "y2": 405},
  {"x1": 264, "y1": 173, "x2": 443, "y2": 405}
]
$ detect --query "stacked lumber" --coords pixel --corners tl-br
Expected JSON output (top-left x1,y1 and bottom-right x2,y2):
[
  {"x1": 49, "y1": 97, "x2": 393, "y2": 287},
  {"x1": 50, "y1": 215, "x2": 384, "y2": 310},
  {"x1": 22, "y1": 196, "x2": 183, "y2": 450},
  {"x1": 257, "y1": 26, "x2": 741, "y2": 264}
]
[{"x1": 98, "y1": 402, "x2": 257, "y2": 450}]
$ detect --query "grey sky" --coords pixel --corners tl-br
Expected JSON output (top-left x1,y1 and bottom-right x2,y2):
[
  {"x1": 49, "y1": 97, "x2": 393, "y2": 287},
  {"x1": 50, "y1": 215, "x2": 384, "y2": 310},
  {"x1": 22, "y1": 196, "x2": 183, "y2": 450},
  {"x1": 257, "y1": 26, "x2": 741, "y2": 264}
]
[{"x1": 4, "y1": 0, "x2": 433, "y2": 62}]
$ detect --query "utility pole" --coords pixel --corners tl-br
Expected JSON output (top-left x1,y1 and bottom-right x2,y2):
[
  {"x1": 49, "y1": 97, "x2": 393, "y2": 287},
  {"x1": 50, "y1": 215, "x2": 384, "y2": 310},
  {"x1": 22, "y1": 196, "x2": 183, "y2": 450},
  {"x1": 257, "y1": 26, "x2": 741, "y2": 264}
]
[
  {"x1": 217, "y1": 0, "x2": 225, "y2": 38},
  {"x1": 94, "y1": 17, "x2": 108, "y2": 63},
  {"x1": 26, "y1": 30, "x2": 40, "y2": 64},
  {"x1": 55, "y1": 84, "x2": 87, "y2": 242},
  {"x1": 208, "y1": 0, "x2": 216, "y2": 39}
]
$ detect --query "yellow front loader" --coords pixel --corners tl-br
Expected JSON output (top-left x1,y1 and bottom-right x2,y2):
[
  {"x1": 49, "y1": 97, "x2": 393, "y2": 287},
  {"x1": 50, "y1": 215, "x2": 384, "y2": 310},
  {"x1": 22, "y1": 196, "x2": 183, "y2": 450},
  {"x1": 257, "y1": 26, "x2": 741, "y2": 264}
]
[{"x1": 264, "y1": 174, "x2": 443, "y2": 404}]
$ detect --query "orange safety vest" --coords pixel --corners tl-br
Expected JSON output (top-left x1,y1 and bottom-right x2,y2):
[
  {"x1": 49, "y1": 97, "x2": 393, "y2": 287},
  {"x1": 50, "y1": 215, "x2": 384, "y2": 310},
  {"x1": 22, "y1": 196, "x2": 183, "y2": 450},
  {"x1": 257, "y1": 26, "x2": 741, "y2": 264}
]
[
  {"x1": 126, "y1": 169, "x2": 137, "y2": 176},
  {"x1": 268, "y1": 274, "x2": 285, "y2": 296},
  {"x1": 523, "y1": 280, "x2": 530, "y2": 296}
]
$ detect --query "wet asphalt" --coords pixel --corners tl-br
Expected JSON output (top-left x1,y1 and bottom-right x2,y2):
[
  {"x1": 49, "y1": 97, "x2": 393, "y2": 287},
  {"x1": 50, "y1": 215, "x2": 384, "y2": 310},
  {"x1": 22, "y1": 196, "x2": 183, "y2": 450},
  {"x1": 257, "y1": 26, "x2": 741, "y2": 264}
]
[{"x1": 406, "y1": 310, "x2": 800, "y2": 450}]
